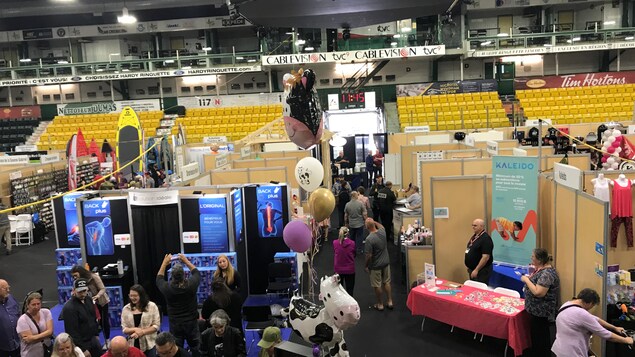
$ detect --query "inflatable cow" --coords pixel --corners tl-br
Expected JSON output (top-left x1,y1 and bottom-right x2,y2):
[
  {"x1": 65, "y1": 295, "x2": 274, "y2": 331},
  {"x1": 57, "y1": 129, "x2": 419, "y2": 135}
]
[{"x1": 282, "y1": 274, "x2": 360, "y2": 356}]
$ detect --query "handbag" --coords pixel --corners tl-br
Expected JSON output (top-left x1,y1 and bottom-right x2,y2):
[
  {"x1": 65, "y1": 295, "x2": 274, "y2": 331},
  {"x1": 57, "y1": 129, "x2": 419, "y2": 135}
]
[{"x1": 26, "y1": 313, "x2": 53, "y2": 357}]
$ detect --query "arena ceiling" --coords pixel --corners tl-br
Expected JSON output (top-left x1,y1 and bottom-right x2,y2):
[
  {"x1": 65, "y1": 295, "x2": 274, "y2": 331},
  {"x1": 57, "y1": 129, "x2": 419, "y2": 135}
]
[{"x1": 0, "y1": 0, "x2": 454, "y2": 29}]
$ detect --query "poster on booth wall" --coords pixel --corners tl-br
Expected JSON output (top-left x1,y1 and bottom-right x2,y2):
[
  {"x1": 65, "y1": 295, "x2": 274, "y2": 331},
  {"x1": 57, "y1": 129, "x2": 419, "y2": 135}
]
[
  {"x1": 231, "y1": 190, "x2": 244, "y2": 245},
  {"x1": 198, "y1": 197, "x2": 229, "y2": 252},
  {"x1": 63, "y1": 193, "x2": 85, "y2": 246},
  {"x1": 491, "y1": 156, "x2": 538, "y2": 266},
  {"x1": 256, "y1": 186, "x2": 284, "y2": 238},
  {"x1": 82, "y1": 200, "x2": 115, "y2": 256}
]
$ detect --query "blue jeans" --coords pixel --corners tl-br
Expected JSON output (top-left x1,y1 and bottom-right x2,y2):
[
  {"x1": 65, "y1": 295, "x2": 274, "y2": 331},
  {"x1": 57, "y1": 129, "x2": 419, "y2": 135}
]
[
  {"x1": 350, "y1": 226, "x2": 364, "y2": 252},
  {"x1": 170, "y1": 319, "x2": 200, "y2": 357}
]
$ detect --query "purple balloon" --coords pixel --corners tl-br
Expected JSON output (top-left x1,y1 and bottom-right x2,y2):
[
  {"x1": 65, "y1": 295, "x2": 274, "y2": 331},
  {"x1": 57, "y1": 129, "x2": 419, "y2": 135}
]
[
  {"x1": 283, "y1": 220, "x2": 313, "y2": 253},
  {"x1": 313, "y1": 345, "x2": 321, "y2": 357}
]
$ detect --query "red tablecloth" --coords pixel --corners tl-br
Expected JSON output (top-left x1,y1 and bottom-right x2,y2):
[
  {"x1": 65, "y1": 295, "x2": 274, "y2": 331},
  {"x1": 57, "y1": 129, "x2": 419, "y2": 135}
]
[{"x1": 406, "y1": 281, "x2": 531, "y2": 356}]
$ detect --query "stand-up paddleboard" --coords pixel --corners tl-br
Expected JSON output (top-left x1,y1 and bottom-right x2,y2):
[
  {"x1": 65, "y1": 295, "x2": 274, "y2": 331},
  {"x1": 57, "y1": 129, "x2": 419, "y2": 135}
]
[
  {"x1": 116, "y1": 107, "x2": 143, "y2": 180},
  {"x1": 76, "y1": 128, "x2": 89, "y2": 157},
  {"x1": 145, "y1": 137, "x2": 159, "y2": 168},
  {"x1": 89, "y1": 138, "x2": 101, "y2": 162},
  {"x1": 66, "y1": 134, "x2": 78, "y2": 190},
  {"x1": 160, "y1": 136, "x2": 173, "y2": 172}
]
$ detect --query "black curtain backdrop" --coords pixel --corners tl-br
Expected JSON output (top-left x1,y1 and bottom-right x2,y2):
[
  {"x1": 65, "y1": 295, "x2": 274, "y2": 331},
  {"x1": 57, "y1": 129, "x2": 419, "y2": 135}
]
[{"x1": 131, "y1": 204, "x2": 181, "y2": 311}]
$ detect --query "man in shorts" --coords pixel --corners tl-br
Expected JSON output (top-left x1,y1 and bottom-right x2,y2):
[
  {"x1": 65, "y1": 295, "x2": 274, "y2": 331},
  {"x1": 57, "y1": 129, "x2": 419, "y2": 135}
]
[{"x1": 364, "y1": 218, "x2": 393, "y2": 311}]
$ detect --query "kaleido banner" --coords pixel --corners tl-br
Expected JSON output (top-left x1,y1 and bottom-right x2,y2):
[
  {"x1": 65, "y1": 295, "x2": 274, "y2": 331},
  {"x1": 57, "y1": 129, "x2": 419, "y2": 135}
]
[
  {"x1": 515, "y1": 71, "x2": 635, "y2": 90},
  {"x1": 397, "y1": 79, "x2": 498, "y2": 96},
  {"x1": 491, "y1": 156, "x2": 539, "y2": 266}
]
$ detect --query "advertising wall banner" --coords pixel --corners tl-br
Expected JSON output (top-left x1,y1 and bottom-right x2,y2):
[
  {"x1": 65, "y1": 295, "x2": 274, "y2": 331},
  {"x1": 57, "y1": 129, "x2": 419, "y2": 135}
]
[
  {"x1": 491, "y1": 156, "x2": 539, "y2": 266},
  {"x1": 63, "y1": 193, "x2": 85, "y2": 247},
  {"x1": 57, "y1": 99, "x2": 161, "y2": 116},
  {"x1": 198, "y1": 197, "x2": 229, "y2": 253},
  {"x1": 179, "y1": 93, "x2": 284, "y2": 108},
  {"x1": 232, "y1": 189, "x2": 244, "y2": 244},
  {"x1": 129, "y1": 190, "x2": 179, "y2": 206},
  {"x1": 262, "y1": 45, "x2": 445, "y2": 65},
  {"x1": 471, "y1": 42, "x2": 635, "y2": 57},
  {"x1": 515, "y1": 71, "x2": 635, "y2": 90},
  {"x1": 0, "y1": 106, "x2": 41, "y2": 119},
  {"x1": 397, "y1": 79, "x2": 498, "y2": 96},
  {"x1": 0, "y1": 66, "x2": 261, "y2": 87},
  {"x1": 83, "y1": 199, "x2": 115, "y2": 256},
  {"x1": 256, "y1": 185, "x2": 284, "y2": 238}
]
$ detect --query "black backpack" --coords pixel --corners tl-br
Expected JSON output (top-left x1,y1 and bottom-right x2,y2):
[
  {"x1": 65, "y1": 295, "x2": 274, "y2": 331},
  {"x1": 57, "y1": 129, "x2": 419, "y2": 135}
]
[{"x1": 338, "y1": 187, "x2": 351, "y2": 205}]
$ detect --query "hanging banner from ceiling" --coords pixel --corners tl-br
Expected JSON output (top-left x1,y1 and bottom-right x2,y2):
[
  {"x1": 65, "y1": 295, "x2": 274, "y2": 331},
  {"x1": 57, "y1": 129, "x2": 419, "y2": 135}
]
[
  {"x1": 56, "y1": 99, "x2": 160, "y2": 116},
  {"x1": 262, "y1": 45, "x2": 445, "y2": 65},
  {"x1": 470, "y1": 42, "x2": 635, "y2": 57}
]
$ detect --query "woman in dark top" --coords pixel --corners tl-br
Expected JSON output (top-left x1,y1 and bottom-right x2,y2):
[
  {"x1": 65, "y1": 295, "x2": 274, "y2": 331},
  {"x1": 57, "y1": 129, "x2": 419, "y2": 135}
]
[
  {"x1": 201, "y1": 280, "x2": 243, "y2": 333},
  {"x1": 200, "y1": 309, "x2": 246, "y2": 357},
  {"x1": 521, "y1": 248, "x2": 560, "y2": 357},
  {"x1": 212, "y1": 255, "x2": 241, "y2": 292}
]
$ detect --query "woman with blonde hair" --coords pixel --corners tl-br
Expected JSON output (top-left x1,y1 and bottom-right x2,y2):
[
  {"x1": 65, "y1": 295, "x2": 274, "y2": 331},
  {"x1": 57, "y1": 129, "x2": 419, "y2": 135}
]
[
  {"x1": 333, "y1": 226, "x2": 356, "y2": 296},
  {"x1": 213, "y1": 255, "x2": 242, "y2": 292}
]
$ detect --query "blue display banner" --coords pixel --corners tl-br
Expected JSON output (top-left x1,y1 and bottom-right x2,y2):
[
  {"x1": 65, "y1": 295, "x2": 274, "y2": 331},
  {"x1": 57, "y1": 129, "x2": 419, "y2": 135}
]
[
  {"x1": 199, "y1": 197, "x2": 229, "y2": 253},
  {"x1": 256, "y1": 185, "x2": 284, "y2": 238},
  {"x1": 232, "y1": 190, "x2": 244, "y2": 244},
  {"x1": 82, "y1": 200, "x2": 114, "y2": 256},
  {"x1": 63, "y1": 193, "x2": 84, "y2": 246},
  {"x1": 491, "y1": 156, "x2": 539, "y2": 266}
]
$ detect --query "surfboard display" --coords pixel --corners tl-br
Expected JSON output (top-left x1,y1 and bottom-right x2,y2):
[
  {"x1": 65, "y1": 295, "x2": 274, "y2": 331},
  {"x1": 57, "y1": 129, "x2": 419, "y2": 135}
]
[
  {"x1": 145, "y1": 137, "x2": 159, "y2": 168},
  {"x1": 160, "y1": 136, "x2": 173, "y2": 172},
  {"x1": 116, "y1": 107, "x2": 143, "y2": 180}
]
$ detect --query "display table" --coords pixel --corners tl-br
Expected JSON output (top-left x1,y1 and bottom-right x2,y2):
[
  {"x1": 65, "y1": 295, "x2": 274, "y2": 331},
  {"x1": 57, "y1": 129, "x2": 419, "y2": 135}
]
[
  {"x1": 490, "y1": 264, "x2": 528, "y2": 297},
  {"x1": 407, "y1": 280, "x2": 531, "y2": 356}
]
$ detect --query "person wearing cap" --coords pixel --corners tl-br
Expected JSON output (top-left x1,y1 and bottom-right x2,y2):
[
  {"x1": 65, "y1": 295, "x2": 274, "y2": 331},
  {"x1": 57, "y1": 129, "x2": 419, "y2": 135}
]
[
  {"x1": 200, "y1": 309, "x2": 246, "y2": 357},
  {"x1": 61, "y1": 278, "x2": 101, "y2": 357},
  {"x1": 257, "y1": 327, "x2": 281, "y2": 357},
  {"x1": 101, "y1": 336, "x2": 145, "y2": 357},
  {"x1": 157, "y1": 254, "x2": 201, "y2": 357}
]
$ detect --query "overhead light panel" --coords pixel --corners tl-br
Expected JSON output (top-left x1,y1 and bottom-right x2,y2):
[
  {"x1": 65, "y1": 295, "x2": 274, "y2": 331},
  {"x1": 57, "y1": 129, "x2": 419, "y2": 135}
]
[
  {"x1": 480, "y1": 41, "x2": 492, "y2": 46},
  {"x1": 19, "y1": 58, "x2": 32, "y2": 63},
  {"x1": 393, "y1": 34, "x2": 401, "y2": 39},
  {"x1": 604, "y1": 21, "x2": 616, "y2": 25},
  {"x1": 304, "y1": 46, "x2": 314, "y2": 51},
  {"x1": 626, "y1": 36, "x2": 634, "y2": 41},
  {"x1": 497, "y1": 33, "x2": 508, "y2": 37},
  {"x1": 202, "y1": 47, "x2": 212, "y2": 51},
  {"x1": 117, "y1": 6, "x2": 137, "y2": 24},
  {"x1": 390, "y1": 42, "x2": 398, "y2": 46}
]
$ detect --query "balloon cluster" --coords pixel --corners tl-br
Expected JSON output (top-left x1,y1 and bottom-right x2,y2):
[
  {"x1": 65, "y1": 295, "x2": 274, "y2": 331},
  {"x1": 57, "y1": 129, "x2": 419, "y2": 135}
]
[
  {"x1": 294, "y1": 157, "x2": 324, "y2": 192},
  {"x1": 283, "y1": 68, "x2": 324, "y2": 150},
  {"x1": 600, "y1": 128, "x2": 623, "y2": 170}
]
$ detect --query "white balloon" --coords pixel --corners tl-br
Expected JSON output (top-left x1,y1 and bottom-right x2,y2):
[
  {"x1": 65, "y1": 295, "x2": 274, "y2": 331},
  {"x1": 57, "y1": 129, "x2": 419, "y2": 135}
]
[
  {"x1": 607, "y1": 136, "x2": 616, "y2": 143},
  {"x1": 607, "y1": 157, "x2": 616, "y2": 165},
  {"x1": 611, "y1": 162, "x2": 620, "y2": 169},
  {"x1": 615, "y1": 147, "x2": 623, "y2": 154},
  {"x1": 613, "y1": 130, "x2": 622, "y2": 137},
  {"x1": 294, "y1": 157, "x2": 324, "y2": 192}
]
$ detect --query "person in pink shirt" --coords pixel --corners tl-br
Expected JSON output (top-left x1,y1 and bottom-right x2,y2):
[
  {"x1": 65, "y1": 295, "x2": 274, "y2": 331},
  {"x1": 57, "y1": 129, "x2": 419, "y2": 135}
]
[
  {"x1": 357, "y1": 187, "x2": 371, "y2": 213},
  {"x1": 333, "y1": 227, "x2": 356, "y2": 296},
  {"x1": 552, "y1": 288, "x2": 633, "y2": 356}
]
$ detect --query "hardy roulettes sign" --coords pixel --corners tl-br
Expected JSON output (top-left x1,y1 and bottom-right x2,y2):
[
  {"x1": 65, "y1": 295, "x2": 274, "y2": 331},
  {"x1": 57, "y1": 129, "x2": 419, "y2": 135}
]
[
  {"x1": 515, "y1": 71, "x2": 635, "y2": 90},
  {"x1": 262, "y1": 45, "x2": 445, "y2": 65}
]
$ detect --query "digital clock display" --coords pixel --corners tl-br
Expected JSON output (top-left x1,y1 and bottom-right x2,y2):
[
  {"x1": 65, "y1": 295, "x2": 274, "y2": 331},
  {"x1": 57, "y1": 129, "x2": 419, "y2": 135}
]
[{"x1": 341, "y1": 92, "x2": 365, "y2": 104}]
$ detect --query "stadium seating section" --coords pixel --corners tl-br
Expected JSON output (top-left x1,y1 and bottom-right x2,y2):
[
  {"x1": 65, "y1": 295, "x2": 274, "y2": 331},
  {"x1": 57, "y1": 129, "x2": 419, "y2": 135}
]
[
  {"x1": 37, "y1": 105, "x2": 285, "y2": 150},
  {"x1": 397, "y1": 92, "x2": 509, "y2": 131},
  {"x1": 0, "y1": 118, "x2": 39, "y2": 152},
  {"x1": 182, "y1": 105, "x2": 285, "y2": 143},
  {"x1": 516, "y1": 84, "x2": 635, "y2": 124}
]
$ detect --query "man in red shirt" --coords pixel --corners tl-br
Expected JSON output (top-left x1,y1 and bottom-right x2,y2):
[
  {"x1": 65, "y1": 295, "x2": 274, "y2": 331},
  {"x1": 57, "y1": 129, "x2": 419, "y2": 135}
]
[{"x1": 101, "y1": 336, "x2": 145, "y2": 357}]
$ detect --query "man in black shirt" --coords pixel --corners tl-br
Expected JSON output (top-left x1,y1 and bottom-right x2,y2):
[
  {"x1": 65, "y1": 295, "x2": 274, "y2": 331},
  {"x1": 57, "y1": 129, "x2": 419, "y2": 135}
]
[
  {"x1": 157, "y1": 254, "x2": 201, "y2": 357},
  {"x1": 377, "y1": 181, "x2": 397, "y2": 242},
  {"x1": 464, "y1": 218, "x2": 494, "y2": 284},
  {"x1": 156, "y1": 332, "x2": 191, "y2": 357},
  {"x1": 369, "y1": 175, "x2": 385, "y2": 220},
  {"x1": 62, "y1": 278, "x2": 101, "y2": 357}
]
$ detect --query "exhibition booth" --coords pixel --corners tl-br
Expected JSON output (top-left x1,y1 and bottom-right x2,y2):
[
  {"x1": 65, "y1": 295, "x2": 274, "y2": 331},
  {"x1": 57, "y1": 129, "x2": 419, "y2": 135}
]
[{"x1": 51, "y1": 183, "x2": 294, "y2": 327}]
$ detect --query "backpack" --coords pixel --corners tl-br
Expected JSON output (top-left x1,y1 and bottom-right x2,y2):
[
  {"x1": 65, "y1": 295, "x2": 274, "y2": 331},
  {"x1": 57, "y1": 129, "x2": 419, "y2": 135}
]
[{"x1": 338, "y1": 186, "x2": 351, "y2": 205}]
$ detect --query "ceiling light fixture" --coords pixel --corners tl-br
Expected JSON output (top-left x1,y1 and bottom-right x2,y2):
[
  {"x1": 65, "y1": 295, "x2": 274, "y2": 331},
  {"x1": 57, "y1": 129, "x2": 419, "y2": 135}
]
[
  {"x1": 604, "y1": 21, "x2": 616, "y2": 25},
  {"x1": 295, "y1": 39, "x2": 306, "y2": 46},
  {"x1": 393, "y1": 34, "x2": 401, "y2": 39},
  {"x1": 19, "y1": 58, "x2": 32, "y2": 63},
  {"x1": 572, "y1": 37, "x2": 581, "y2": 42},
  {"x1": 304, "y1": 46, "x2": 314, "y2": 51},
  {"x1": 235, "y1": 56, "x2": 244, "y2": 60},
  {"x1": 247, "y1": 59, "x2": 257, "y2": 62},
  {"x1": 202, "y1": 47, "x2": 212, "y2": 51},
  {"x1": 543, "y1": 43, "x2": 553, "y2": 47},
  {"x1": 57, "y1": 60, "x2": 69, "y2": 64},
  {"x1": 497, "y1": 33, "x2": 508, "y2": 37},
  {"x1": 626, "y1": 36, "x2": 635, "y2": 41},
  {"x1": 117, "y1": 6, "x2": 137, "y2": 24},
  {"x1": 390, "y1": 41, "x2": 398, "y2": 46},
  {"x1": 401, "y1": 27, "x2": 412, "y2": 33},
  {"x1": 480, "y1": 41, "x2": 492, "y2": 46}
]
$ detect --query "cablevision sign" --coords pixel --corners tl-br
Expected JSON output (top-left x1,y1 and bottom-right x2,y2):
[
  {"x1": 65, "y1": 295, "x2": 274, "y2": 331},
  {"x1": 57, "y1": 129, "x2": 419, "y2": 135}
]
[
  {"x1": 0, "y1": 65, "x2": 261, "y2": 87},
  {"x1": 262, "y1": 45, "x2": 445, "y2": 65}
]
